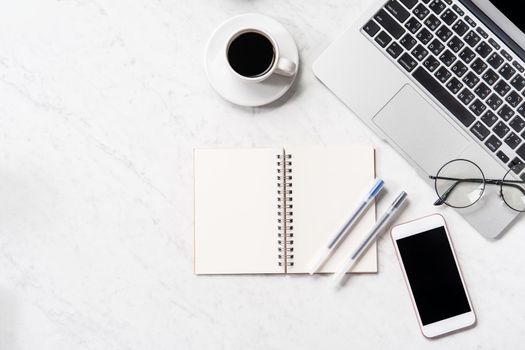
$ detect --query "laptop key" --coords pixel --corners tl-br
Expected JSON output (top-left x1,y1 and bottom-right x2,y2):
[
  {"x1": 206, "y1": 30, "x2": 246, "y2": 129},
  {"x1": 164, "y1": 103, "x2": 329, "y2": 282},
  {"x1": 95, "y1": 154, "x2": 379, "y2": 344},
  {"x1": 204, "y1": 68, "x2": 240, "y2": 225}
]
[
  {"x1": 497, "y1": 151, "x2": 510, "y2": 163},
  {"x1": 439, "y1": 49, "x2": 456, "y2": 66},
  {"x1": 488, "y1": 38, "x2": 500, "y2": 50},
  {"x1": 471, "y1": 58, "x2": 488, "y2": 75},
  {"x1": 459, "y1": 47, "x2": 476, "y2": 64},
  {"x1": 462, "y1": 72, "x2": 480, "y2": 89},
  {"x1": 493, "y1": 121, "x2": 510, "y2": 138},
  {"x1": 363, "y1": 20, "x2": 381, "y2": 37},
  {"x1": 499, "y1": 63, "x2": 516, "y2": 80},
  {"x1": 518, "y1": 103, "x2": 525, "y2": 117},
  {"x1": 516, "y1": 144, "x2": 525, "y2": 162},
  {"x1": 386, "y1": 0, "x2": 410, "y2": 23},
  {"x1": 470, "y1": 58, "x2": 487, "y2": 75},
  {"x1": 398, "y1": 52, "x2": 418, "y2": 72},
  {"x1": 387, "y1": 42, "x2": 404, "y2": 58},
  {"x1": 506, "y1": 91, "x2": 523, "y2": 108},
  {"x1": 509, "y1": 157, "x2": 523, "y2": 171},
  {"x1": 510, "y1": 116, "x2": 525, "y2": 132},
  {"x1": 405, "y1": 17, "x2": 422, "y2": 34},
  {"x1": 429, "y1": 0, "x2": 446, "y2": 15},
  {"x1": 487, "y1": 53, "x2": 504, "y2": 69},
  {"x1": 413, "y1": 4, "x2": 430, "y2": 20},
  {"x1": 481, "y1": 111, "x2": 498, "y2": 127},
  {"x1": 412, "y1": 67, "x2": 476, "y2": 127},
  {"x1": 476, "y1": 27, "x2": 489, "y2": 39},
  {"x1": 440, "y1": 9, "x2": 457, "y2": 25},
  {"x1": 458, "y1": 88, "x2": 475, "y2": 105},
  {"x1": 424, "y1": 14, "x2": 441, "y2": 31},
  {"x1": 475, "y1": 42, "x2": 493, "y2": 58},
  {"x1": 469, "y1": 99, "x2": 487, "y2": 116},
  {"x1": 482, "y1": 69, "x2": 498, "y2": 86},
  {"x1": 436, "y1": 25, "x2": 453, "y2": 42},
  {"x1": 494, "y1": 80, "x2": 511, "y2": 96},
  {"x1": 485, "y1": 135, "x2": 502, "y2": 152},
  {"x1": 446, "y1": 77, "x2": 463, "y2": 94},
  {"x1": 447, "y1": 36, "x2": 464, "y2": 53},
  {"x1": 452, "y1": 4, "x2": 464, "y2": 16},
  {"x1": 504, "y1": 132, "x2": 522, "y2": 149},
  {"x1": 498, "y1": 104, "x2": 514, "y2": 121},
  {"x1": 508, "y1": 154, "x2": 524, "y2": 168},
  {"x1": 435, "y1": 66, "x2": 452, "y2": 83},
  {"x1": 474, "y1": 82, "x2": 491, "y2": 99},
  {"x1": 451, "y1": 61, "x2": 468, "y2": 77},
  {"x1": 513, "y1": 61, "x2": 525, "y2": 73},
  {"x1": 423, "y1": 55, "x2": 440, "y2": 72},
  {"x1": 412, "y1": 44, "x2": 429, "y2": 61},
  {"x1": 501, "y1": 49, "x2": 512, "y2": 61},
  {"x1": 428, "y1": 39, "x2": 445, "y2": 55},
  {"x1": 463, "y1": 31, "x2": 481, "y2": 47},
  {"x1": 510, "y1": 75, "x2": 525, "y2": 92},
  {"x1": 452, "y1": 20, "x2": 469, "y2": 37},
  {"x1": 416, "y1": 28, "x2": 433, "y2": 44},
  {"x1": 375, "y1": 31, "x2": 393, "y2": 48},
  {"x1": 465, "y1": 16, "x2": 477, "y2": 28},
  {"x1": 487, "y1": 93, "x2": 503, "y2": 110},
  {"x1": 399, "y1": 0, "x2": 418, "y2": 9},
  {"x1": 375, "y1": 9, "x2": 406, "y2": 39},
  {"x1": 470, "y1": 121, "x2": 490, "y2": 140},
  {"x1": 400, "y1": 33, "x2": 417, "y2": 50}
]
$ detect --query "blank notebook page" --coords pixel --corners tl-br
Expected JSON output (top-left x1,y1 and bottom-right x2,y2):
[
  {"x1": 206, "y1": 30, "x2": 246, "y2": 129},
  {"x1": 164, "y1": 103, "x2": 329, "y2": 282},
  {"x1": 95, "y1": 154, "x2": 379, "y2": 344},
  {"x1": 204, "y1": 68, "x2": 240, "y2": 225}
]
[
  {"x1": 287, "y1": 146, "x2": 377, "y2": 273},
  {"x1": 194, "y1": 148, "x2": 282, "y2": 274}
]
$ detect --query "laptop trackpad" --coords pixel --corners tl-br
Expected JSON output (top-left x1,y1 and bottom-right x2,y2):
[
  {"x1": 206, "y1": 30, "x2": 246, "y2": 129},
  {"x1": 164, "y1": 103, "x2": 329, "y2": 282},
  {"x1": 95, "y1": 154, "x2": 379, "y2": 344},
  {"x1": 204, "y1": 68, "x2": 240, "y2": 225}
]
[{"x1": 372, "y1": 85, "x2": 470, "y2": 174}]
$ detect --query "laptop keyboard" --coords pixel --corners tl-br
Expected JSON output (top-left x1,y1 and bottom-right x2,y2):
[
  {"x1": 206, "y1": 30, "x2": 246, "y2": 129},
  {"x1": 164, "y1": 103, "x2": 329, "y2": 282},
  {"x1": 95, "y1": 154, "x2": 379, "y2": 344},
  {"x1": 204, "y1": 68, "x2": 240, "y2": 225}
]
[{"x1": 362, "y1": 0, "x2": 525, "y2": 171}]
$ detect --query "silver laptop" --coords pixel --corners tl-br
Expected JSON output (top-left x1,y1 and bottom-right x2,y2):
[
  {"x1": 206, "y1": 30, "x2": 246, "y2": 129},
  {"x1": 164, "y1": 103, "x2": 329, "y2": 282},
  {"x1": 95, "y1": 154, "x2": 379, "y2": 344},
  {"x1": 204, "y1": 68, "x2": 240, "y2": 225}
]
[{"x1": 313, "y1": 0, "x2": 524, "y2": 238}]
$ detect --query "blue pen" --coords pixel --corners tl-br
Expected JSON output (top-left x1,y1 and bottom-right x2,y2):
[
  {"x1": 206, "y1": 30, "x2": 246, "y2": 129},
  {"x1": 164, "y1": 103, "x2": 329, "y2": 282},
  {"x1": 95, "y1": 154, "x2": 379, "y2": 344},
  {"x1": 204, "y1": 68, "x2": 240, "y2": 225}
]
[
  {"x1": 332, "y1": 191, "x2": 408, "y2": 286},
  {"x1": 308, "y1": 178, "x2": 384, "y2": 274}
]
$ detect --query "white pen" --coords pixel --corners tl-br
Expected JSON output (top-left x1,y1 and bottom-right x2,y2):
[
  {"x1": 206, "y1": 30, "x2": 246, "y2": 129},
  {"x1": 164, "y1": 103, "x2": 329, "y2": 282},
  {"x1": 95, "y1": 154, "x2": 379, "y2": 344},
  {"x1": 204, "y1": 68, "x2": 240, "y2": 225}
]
[
  {"x1": 308, "y1": 178, "x2": 385, "y2": 275},
  {"x1": 332, "y1": 191, "x2": 408, "y2": 286}
]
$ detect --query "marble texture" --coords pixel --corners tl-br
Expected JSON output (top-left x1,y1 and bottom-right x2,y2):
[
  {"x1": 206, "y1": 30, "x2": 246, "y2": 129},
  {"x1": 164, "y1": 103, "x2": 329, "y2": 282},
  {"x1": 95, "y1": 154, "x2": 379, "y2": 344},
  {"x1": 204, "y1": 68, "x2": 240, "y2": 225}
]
[{"x1": 0, "y1": 0, "x2": 524, "y2": 349}]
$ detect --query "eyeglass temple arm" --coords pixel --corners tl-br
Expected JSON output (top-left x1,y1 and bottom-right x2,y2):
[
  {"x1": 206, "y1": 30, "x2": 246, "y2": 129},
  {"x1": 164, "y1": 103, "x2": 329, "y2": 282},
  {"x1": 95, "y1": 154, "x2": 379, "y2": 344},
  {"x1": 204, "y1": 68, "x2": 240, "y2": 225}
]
[
  {"x1": 430, "y1": 177, "x2": 483, "y2": 205},
  {"x1": 432, "y1": 181, "x2": 460, "y2": 206},
  {"x1": 487, "y1": 179, "x2": 525, "y2": 195},
  {"x1": 429, "y1": 176, "x2": 525, "y2": 205},
  {"x1": 430, "y1": 176, "x2": 525, "y2": 194}
]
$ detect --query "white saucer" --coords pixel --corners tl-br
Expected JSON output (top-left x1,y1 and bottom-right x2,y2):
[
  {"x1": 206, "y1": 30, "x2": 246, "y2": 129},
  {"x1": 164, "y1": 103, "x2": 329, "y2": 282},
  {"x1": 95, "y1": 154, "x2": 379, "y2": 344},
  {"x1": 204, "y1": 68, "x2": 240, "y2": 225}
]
[{"x1": 205, "y1": 14, "x2": 299, "y2": 107}]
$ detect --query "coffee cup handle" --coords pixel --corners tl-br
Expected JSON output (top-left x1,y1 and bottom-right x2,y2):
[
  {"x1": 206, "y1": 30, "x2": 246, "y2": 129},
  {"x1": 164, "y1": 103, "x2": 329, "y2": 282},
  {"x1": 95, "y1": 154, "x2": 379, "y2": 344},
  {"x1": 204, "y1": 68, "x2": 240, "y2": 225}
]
[{"x1": 274, "y1": 57, "x2": 296, "y2": 77}]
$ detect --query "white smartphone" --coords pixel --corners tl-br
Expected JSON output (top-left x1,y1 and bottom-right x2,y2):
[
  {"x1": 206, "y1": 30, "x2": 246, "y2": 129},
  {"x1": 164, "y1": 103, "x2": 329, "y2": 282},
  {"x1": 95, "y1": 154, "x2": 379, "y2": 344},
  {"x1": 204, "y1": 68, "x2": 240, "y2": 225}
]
[{"x1": 391, "y1": 214, "x2": 476, "y2": 338}]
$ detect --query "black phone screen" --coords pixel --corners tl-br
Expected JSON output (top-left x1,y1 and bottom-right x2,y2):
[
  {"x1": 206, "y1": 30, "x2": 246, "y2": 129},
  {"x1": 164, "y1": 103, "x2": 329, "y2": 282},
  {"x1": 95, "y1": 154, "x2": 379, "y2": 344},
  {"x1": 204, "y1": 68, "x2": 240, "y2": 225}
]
[{"x1": 396, "y1": 226, "x2": 471, "y2": 325}]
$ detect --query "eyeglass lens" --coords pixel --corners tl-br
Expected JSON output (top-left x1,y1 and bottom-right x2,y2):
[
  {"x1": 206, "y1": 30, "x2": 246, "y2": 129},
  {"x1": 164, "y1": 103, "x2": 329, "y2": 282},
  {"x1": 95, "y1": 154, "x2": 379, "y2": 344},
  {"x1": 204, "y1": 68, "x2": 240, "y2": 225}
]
[
  {"x1": 435, "y1": 159, "x2": 485, "y2": 208},
  {"x1": 501, "y1": 163, "x2": 525, "y2": 212}
]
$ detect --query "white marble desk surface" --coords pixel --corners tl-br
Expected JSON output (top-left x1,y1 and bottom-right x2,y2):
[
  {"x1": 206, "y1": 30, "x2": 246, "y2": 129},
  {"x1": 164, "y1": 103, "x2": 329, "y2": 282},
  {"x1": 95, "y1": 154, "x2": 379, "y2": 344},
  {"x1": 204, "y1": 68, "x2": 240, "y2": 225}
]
[{"x1": 0, "y1": 0, "x2": 523, "y2": 349}]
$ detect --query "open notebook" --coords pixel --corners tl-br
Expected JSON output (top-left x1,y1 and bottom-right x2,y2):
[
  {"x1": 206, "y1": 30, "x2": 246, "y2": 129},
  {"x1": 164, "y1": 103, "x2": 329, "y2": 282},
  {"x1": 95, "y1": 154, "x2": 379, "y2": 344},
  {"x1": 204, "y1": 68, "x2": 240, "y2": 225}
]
[{"x1": 193, "y1": 146, "x2": 377, "y2": 274}]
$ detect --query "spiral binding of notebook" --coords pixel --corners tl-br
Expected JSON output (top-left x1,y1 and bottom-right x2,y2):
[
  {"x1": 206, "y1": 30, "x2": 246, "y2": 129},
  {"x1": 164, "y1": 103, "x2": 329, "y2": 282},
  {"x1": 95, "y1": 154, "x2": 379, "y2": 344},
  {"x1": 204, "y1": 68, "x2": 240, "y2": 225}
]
[{"x1": 277, "y1": 151, "x2": 294, "y2": 271}]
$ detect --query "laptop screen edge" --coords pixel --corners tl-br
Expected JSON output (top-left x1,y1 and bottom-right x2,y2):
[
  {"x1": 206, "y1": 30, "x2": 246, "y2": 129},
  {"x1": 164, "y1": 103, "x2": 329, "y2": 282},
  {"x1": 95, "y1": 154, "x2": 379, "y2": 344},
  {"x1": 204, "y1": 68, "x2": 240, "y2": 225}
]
[
  {"x1": 470, "y1": 0, "x2": 525, "y2": 50},
  {"x1": 460, "y1": 0, "x2": 525, "y2": 62}
]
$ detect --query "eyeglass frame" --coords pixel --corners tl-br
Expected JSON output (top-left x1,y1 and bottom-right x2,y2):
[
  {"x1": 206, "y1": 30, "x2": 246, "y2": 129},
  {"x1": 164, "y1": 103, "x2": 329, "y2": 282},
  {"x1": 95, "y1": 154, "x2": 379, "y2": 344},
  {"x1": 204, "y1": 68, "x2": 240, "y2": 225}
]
[{"x1": 429, "y1": 158, "x2": 525, "y2": 212}]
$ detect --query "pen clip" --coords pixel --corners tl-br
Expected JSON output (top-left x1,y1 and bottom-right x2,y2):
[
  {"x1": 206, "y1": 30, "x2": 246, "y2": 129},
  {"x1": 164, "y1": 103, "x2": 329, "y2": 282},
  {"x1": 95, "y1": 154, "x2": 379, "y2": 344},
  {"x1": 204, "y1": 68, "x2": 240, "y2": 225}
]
[{"x1": 391, "y1": 191, "x2": 408, "y2": 208}]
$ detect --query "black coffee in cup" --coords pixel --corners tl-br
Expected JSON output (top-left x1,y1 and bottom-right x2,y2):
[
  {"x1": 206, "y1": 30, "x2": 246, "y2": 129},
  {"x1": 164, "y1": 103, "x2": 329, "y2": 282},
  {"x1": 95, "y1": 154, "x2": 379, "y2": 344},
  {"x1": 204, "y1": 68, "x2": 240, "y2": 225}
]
[{"x1": 227, "y1": 31, "x2": 275, "y2": 78}]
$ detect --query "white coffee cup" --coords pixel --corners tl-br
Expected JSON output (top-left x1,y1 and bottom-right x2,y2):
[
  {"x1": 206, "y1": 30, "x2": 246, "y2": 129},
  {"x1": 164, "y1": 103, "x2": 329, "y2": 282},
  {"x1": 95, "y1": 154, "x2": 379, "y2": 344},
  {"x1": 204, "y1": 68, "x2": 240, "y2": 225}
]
[{"x1": 225, "y1": 28, "x2": 296, "y2": 82}]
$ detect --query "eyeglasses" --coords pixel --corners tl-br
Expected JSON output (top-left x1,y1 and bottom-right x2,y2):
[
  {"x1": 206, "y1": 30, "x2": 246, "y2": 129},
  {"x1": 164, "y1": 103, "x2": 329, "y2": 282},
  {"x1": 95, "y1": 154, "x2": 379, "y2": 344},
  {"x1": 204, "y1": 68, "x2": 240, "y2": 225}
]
[{"x1": 429, "y1": 159, "x2": 525, "y2": 212}]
